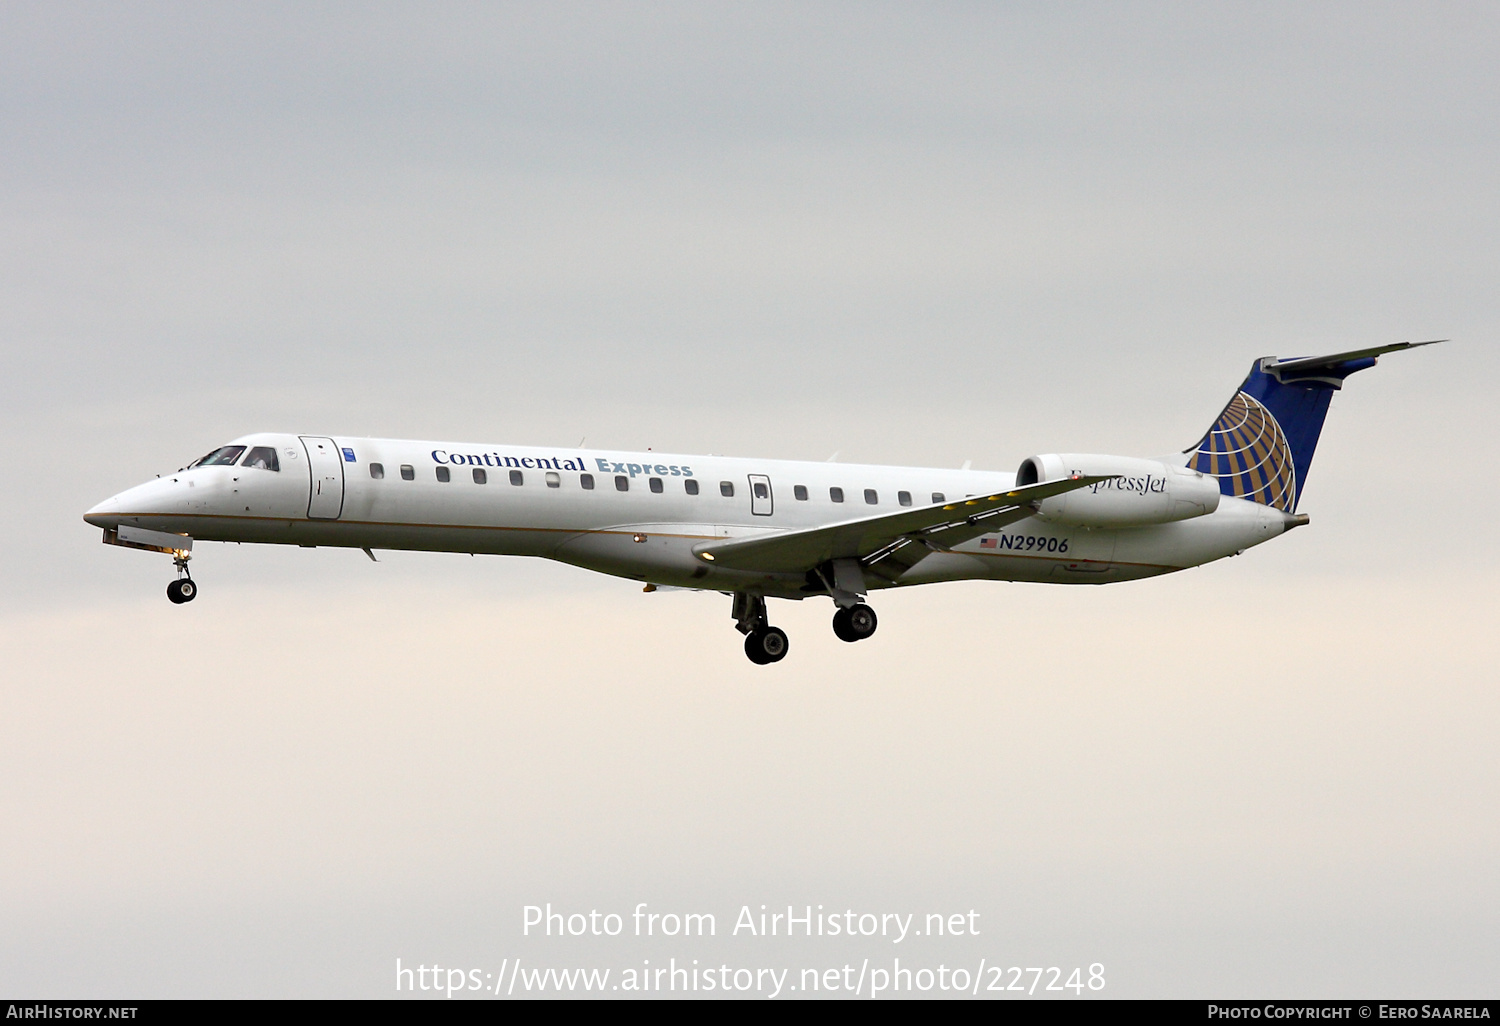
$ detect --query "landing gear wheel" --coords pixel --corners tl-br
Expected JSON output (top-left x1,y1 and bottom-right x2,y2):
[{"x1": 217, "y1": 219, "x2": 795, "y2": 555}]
[
  {"x1": 832, "y1": 607, "x2": 854, "y2": 642},
  {"x1": 744, "y1": 626, "x2": 790, "y2": 664},
  {"x1": 833, "y1": 603, "x2": 877, "y2": 642},
  {"x1": 167, "y1": 580, "x2": 185, "y2": 604}
]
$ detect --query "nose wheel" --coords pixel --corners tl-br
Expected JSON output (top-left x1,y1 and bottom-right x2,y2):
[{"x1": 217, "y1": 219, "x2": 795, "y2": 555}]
[
  {"x1": 166, "y1": 554, "x2": 197, "y2": 604},
  {"x1": 832, "y1": 603, "x2": 877, "y2": 642}
]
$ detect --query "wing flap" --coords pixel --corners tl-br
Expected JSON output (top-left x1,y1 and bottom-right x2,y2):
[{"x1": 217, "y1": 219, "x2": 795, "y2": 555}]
[{"x1": 696, "y1": 474, "x2": 1116, "y2": 575}]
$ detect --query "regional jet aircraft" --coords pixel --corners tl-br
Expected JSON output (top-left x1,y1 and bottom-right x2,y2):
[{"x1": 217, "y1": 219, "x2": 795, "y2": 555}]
[{"x1": 85, "y1": 343, "x2": 1437, "y2": 663}]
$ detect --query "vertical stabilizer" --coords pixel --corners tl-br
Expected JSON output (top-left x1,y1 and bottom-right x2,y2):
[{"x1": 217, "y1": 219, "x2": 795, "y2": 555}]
[{"x1": 1186, "y1": 341, "x2": 1440, "y2": 512}]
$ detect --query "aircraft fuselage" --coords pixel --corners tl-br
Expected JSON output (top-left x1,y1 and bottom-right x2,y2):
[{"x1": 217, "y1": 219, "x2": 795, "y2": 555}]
[{"x1": 84, "y1": 433, "x2": 1287, "y2": 601}]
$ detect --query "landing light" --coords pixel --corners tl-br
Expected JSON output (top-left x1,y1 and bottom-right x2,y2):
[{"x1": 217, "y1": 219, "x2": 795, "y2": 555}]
[{"x1": 701, "y1": 552, "x2": 715, "y2": 561}]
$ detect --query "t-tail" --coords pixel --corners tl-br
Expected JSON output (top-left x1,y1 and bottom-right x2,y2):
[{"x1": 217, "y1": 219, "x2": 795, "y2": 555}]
[{"x1": 1186, "y1": 340, "x2": 1442, "y2": 513}]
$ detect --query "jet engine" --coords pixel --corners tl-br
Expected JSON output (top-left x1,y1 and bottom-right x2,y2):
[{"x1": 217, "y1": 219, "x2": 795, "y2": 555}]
[{"x1": 1016, "y1": 453, "x2": 1221, "y2": 528}]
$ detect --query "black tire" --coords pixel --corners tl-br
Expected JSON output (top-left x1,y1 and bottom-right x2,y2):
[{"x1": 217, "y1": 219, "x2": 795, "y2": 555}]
[
  {"x1": 744, "y1": 630, "x2": 770, "y2": 664},
  {"x1": 846, "y1": 604, "x2": 877, "y2": 640},
  {"x1": 166, "y1": 580, "x2": 185, "y2": 604},
  {"x1": 744, "y1": 626, "x2": 789, "y2": 664},
  {"x1": 832, "y1": 607, "x2": 858, "y2": 642},
  {"x1": 177, "y1": 579, "x2": 197, "y2": 602}
]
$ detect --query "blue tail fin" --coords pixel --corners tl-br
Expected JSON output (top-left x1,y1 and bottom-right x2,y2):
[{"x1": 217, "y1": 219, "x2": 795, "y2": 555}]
[{"x1": 1186, "y1": 341, "x2": 1440, "y2": 513}]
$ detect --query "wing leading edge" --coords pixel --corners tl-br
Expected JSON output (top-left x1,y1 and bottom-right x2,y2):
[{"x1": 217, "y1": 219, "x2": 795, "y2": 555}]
[{"x1": 694, "y1": 474, "x2": 1117, "y2": 580}]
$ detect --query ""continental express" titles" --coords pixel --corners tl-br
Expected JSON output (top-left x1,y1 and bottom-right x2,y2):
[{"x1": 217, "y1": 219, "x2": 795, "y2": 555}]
[{"x1": 431, "y1": 450, "x2": 694, "y2": 478}]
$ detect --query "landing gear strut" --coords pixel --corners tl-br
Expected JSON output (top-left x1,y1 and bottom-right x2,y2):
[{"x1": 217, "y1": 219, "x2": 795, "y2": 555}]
[
  {"x1": 732, "y1": 592, "x2": 789, "y2": 665},
  {"x1": 832, "y1": 603, "x2": 877, "y2": 642},
  {"x1": 166, "y1": 554, "x2": 197, "y2": 604}
]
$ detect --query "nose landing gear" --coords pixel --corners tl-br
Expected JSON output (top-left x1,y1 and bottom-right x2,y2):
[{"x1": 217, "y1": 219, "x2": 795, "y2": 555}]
[
  {"x1": 832, "y1": 603, "x2": 877, "y2": 642},
  {"x1": 166, "y1": 554, "x2": 197, "y2": 604}
]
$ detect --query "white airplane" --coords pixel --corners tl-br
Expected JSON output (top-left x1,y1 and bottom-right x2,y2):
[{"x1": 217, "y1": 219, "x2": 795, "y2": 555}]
[{"x1": 85, "y1": 342, "x2": 1437, "y2": 664}]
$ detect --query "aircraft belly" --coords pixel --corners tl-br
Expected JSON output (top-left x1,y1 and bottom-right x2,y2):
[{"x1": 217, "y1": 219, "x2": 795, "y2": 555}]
[
  {"x1": 900, "y1": 525, "x2": 1129, "y2": 586},
  {"x1": 897, "y1": 551, "x2": 1140, "y2": 586},
  {"x1": 553, "y1": 526, "x2": 805, "y2": 594},
  {"x1": 291, "y1": 520, "x2": 560, "y2": 555},
  {"x1": 905, "y1": 499, "x2": 1284, "y2": 584},
  {"x1": 105, "y1": 513, "x2": 563, "y2": 556},
  {"x1": 892, "y1": 551, "x2": 993, "y2": 586},
  {"x1": 1111, "y1": 497, "x2": 1280, "y2": 569}
]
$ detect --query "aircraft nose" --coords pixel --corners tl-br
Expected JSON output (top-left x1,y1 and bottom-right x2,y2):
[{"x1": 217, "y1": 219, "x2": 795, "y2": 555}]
[
  {"x1": 84, "y1": 495, "x2": 123, "y2": 528},
  {"x1": 84, "y1": 477, "x2": 175, "y2": 529}
]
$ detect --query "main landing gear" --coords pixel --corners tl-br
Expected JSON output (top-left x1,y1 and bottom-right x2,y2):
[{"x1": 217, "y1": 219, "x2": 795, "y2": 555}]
[
  {"x1": 745, "y1": 626, "x2": 790, "y2": 665},
  {"x1": 731, "y1": 594, "x2": 879, "y2": 663},
  {"x1": 832, "y1": 603, "x2": 878, "y2": 643},
  {"x1": 166, "y1": 554, "x2": 197, "y2": 604},
  {"x1": 733, "y1": 593, "x2": 789, "y2": 665}
]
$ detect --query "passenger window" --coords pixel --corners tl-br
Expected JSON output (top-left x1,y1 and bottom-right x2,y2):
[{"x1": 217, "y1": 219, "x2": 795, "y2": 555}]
[
  {"x1": 931, "y1": 492, "x2": 945, "y2": 503},
  {"x1": 898, "y1": 490, "x2": 911, "y2": 507},
  {"x1": 400, "y1": 465, "x2": 414, "y2": 481},
  {"x1": 685, "y1": 479, "x2": 699, "y2": 495},
  {"x1": 436, "y1": 466, "x2": 451, "y2": 482},
  {"x1": 753, "y1": 482, "x2": 769, "y2": 499},
  {"x1": 649, "y1": 477, "x2": 663, "y2": 493},
  {"x1": 720, "y1": 481, "x2": 734, "y2": 497},
  {"x1": 864, "y1": 489, "x2": 878, "y2": 504},
  {"x1": 580, "y1": 473, "x2": 595, "y2": 490},
  {"x1": 370, "y1": 463, "x2": 385, "y2": 480},
  {"x1": 509, "y1": 470, "x2": 523, "y2": 486},
  {"x1": 242, "y1": 446, "x2": 280, "y2": 471},
  {"x1": 189, "y1": 445, "x2": 246, "y2": 468},
  {"x1": 615, "y1": 475, "x2": 629, "y2": 491},
  {"x1": 470, "y1": 468, "x2": 485, "y2": 484},
  {"x1": 830, "y1": 487, "x2": 844, "y2": 503},
  {"x1": 794, "y1": 485, "x2": 808, "y2": 501},
  {"x1": 545, "y1": 471, "x2": 560, "y2": 488}
]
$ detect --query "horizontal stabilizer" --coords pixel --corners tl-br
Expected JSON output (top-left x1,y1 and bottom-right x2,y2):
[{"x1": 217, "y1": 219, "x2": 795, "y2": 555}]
[
  {"x1": 695, "y1": 474, "x2": 1116, "y2": 577},
  {"x1": 1263, "y1": 339, "x2": 1444, "y2": 381}
]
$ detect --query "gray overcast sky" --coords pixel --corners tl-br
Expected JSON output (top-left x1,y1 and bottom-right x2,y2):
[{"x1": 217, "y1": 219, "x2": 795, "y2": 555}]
[{"x1": 1, "y1": 2, "x2": 1496, "y2": 998}]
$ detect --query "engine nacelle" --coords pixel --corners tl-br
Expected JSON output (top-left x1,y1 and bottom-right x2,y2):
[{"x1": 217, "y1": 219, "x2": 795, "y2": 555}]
[{"x1": 1017, "y1": 453, "x2": 1221, "y2": 528}]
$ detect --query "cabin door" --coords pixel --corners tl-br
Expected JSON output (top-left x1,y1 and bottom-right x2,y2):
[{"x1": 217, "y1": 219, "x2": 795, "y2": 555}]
[{"x1": 301, "y1": 436, "x2": 345, "y2": 519}]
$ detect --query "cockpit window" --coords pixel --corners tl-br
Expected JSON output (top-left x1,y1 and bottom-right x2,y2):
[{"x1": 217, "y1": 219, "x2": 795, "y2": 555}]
[
  {"x1": 188, "y1": 446, "x2": 246, "y2": 468},
  {"x1": 241, "y1": 446, "x2": 280, "y2": 471}
]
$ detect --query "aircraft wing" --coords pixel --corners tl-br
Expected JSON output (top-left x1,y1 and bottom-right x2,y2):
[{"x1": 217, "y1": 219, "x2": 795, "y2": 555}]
[{"x1": 695, "y1": 474, "x2": 1116, "y2": 581}]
